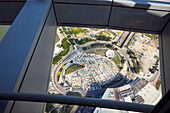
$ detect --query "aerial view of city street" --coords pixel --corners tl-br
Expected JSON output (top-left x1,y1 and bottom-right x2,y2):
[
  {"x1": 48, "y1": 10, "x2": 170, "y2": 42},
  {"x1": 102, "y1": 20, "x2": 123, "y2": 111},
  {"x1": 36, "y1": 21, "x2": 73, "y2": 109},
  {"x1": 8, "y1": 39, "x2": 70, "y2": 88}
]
[{"x1": 46, "y1": 26, "x2": 161, "y2": 113}]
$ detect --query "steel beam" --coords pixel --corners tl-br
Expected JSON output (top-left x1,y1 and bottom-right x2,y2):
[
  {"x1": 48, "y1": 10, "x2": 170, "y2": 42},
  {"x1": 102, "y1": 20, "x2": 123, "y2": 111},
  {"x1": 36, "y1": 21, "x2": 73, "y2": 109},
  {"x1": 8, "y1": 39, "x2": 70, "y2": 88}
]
[
  {"x1": 0, "y1": 92, "x2": 155, "y2": 113},
  {"x1": 0, "y1": 0, "x2": 56, "y2": 112}
]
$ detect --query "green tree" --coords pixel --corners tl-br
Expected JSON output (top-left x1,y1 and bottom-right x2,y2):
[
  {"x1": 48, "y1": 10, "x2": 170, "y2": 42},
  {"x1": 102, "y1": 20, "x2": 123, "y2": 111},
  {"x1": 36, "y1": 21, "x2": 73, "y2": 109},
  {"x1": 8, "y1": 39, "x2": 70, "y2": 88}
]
[
  {"x1": 58, "y1": 49, "x2": 69, "y2": 56},
  {"x1": 75, "y1": 38, "x2": 95, "y2": 45},
  {"x1": 112, "y1": 41, "x2": 117, "y2": 44},
  {"x1": 63, "y1": 27, "x2": 69, "y2": 34},
  {"x1": 82, "y1": 47, "x2": 87, "y2": 50},
  {"x1": 96, "y1": 36, "x2": 111, "y2": 41},
  {"x1": 67, "y1": 35, "x2": 71, "y2": 38},
  {"x1": 114, "y1": 48, "x2": 118, "y2": 50},
  {"x1": 51, "y1": 110, "x2": 58, "y2": 113},
  {"x1": 134, "y1": 56, "x2": 137, "y2": 59},
  {"x1": 68, "y1": 38, "x2": 75, "y2": 45},
  {"x1": 61, "y1": 38, "x2": 71, "y2": 49},
  {"x1": 57, "y1": 44, "x2": 62, "y2": 48},
  {"x1": 45, "y1": 103, "x2": 53, "y2": 112},
  {"x1": 121, "y1": 58, "x2": 126, "y2": 64},
  {"x1": 132, "y1": 60, "x2": 140, "y2": 73},
  {"x1": 53, "y1": 56, "x2": 62, "y2": 65},
  {"x1": 156, "y1": 80, "x2": 161, "y2": 90},
  {"x1": 133, "y1": 67, "x2": 139, "y2": 73},
  {"x1": 151, "y1": 66, "x2": 157, "y2": 73},
  {"x1": 119, "y1": 67, "x2": 123, "y2": 69},
  {"x1": 105, "y1": 44, "x2": 113, "y2": 48}
]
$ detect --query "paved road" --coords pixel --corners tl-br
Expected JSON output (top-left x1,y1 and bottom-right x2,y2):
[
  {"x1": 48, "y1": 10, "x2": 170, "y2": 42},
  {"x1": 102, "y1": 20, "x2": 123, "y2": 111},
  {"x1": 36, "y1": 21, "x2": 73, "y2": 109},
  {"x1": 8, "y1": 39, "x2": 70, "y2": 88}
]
[
  {"x1": 51, "y1": 64, "x2": 67, "y2": 95},
  {"x1": 56, "y1": 28, "x2": 65, "y2": 45},
  {"x1": 148, "y1": 64, "x2": 160, "y2": 86},
  {"x1": 124, "y1": 32, "x2": 134, "y2": 47},
  {"x1": 76, "y1": 40, "x2": 111, "y2": 47},
  {"x1": 118, "y1": 48, "x2": 134, "y2": 79},
  {"x1": 61, "y1": 27, "x2": 67, "y2": 38},
  {"x1": 52, "y1": 50, "x2": 79, "y2": 93},
  {"x1": 68, "y1": 27, "x2": 77, "y2": 39},
  {"x1": 71, "y1": 105, "x2": 79, "y2": 113},
  {"x1": 117, "y1": 31, "x2": 130, "y2": 47},
  {"x1": 149, "y1": 65, "x2": 160, "y2": 82}
]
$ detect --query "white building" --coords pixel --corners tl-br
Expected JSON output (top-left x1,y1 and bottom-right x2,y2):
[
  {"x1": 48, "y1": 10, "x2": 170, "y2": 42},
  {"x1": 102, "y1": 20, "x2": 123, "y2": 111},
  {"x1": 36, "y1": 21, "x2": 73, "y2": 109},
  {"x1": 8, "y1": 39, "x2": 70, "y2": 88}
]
[
  {"x1": 136, "y1": 83, "x2": 161, "y2": 105},
  {"x1": 94, "y1": 88, "x2": 138, "y2": 113},
  {"x1": 105, "y1": 50, "x2": 115, "y2": 58}
]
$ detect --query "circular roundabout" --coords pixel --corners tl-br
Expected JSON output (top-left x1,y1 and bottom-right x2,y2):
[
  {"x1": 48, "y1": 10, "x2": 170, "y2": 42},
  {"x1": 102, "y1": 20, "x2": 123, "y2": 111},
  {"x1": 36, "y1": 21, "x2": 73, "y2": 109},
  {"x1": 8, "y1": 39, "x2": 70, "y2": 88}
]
[{"x1": 54, "y1": 48, "x2": 125, "y2": 93}]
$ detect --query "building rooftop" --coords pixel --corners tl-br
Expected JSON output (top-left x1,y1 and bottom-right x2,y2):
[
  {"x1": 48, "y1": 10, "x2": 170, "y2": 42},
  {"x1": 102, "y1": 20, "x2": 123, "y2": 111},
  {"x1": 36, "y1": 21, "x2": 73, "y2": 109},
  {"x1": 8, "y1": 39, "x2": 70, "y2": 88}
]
[{"x1": 105, "y1": 49, "x2": 115, "y2": 58}]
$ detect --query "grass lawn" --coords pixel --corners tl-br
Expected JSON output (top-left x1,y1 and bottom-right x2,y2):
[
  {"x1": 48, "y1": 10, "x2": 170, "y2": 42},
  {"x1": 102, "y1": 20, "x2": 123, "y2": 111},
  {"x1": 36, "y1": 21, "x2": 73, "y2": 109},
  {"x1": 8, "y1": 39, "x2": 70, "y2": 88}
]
[
  {"x1": 103, "y1": 30, "x2": 116, "y2": 38},
  {"x1": 96, "y1": 49, "x2": 108, "y2": 56},
  {"x1": 86, "y1": 51, "x2": 96, "y2": 54},
  {"x1": 65, "y1": 64, "x2": 85, "y2": 75},
  {"x1": 89, "y1": 28, "x2": 100, "y2": 31},
  {"x1": 53, "y1": 48, "x2": 70, "y2": 65},
  {"x1": 66, "y1": 92, "x2": 82, "y2": 97},
  {"x1": 53, "y1": 56, "x2": 62, "y2": 65},
  {"x1": 62, "y1": 27, "x2": 69, "y2": 34},
  {"x1": 143, "y1": 33, "x2": 158, "y2": 40},
  {"x1": 0, "y1": 25, "x2": 10, "y2": 42},
  {"x1": 156, "y1": 79, "x2": 161, "y2": 90},
  {"x1": 117, "y1": 31, "x2": 122, "y2": 35},
  {"x1": 61, "y1": 38, "x2": 71, "y2": 49},
  {"x1": 75, "y1": 38, "x2": 95, "y2": 45},
  {"x1": 70, "y1": 27, "x2": 89, "y2": 35},
  {"x1": 112, "y1": 52, "x2": 121, "y2": 68},
  {"x1": 57, "y1": 63, "x2": 67, "y2": 81},
  {"x1": 127, "y1": 33, "x2": 136, "y2": 47},
  {"x1": 57, "y1": 71, "x2": 62, "y2": 82},
  {"x1": 90, "y1": 43, "x2": 105, "y2": 48},
  {"x1": 55, "y1": 33, "x2": 60, "y2": 43},
  {"x1": 116, "y1": 51, "x2": 122, "y2": 57}
]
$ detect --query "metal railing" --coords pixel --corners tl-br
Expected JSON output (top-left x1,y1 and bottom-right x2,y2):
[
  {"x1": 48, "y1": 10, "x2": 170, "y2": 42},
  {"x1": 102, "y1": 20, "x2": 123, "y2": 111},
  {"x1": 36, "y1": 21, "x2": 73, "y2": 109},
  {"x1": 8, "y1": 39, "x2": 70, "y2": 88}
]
[{"x1": 0, "y1": 92, "x2": 154, "y2": 113}]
